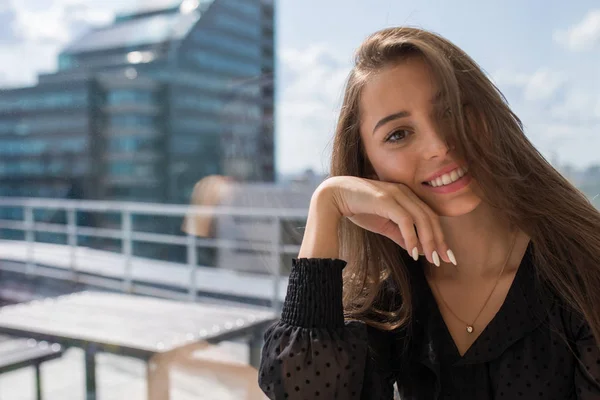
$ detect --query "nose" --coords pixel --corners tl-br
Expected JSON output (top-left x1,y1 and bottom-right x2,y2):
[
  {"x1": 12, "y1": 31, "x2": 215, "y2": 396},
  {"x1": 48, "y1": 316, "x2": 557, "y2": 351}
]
[{"x1": 419, "y1": 123, "x2": 450, "y2": 159}]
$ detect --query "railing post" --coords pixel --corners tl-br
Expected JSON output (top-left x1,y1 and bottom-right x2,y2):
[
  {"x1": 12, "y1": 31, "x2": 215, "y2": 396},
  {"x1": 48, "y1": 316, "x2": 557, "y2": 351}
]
[
  {"x1": 271, "y1": 215, "x2": 282, "y2": 312},
  {"x1": 67, "y1": 208, "x2": 77, "y2": 279},
  {"x1": 186, "y1": 215, "x2": 198, "y2": 302},
  {"x1": 122, "y1": 210, "x2": 133, "y2": 293},
  {"x1": 24, "y1": 206, "x2": 35, "y2": 275}
]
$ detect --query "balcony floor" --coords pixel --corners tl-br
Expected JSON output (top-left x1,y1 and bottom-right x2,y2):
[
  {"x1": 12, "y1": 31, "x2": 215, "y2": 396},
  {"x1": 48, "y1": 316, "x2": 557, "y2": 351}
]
[{"x1": 0, "y1": 340, "x2": 265, "y2": 400}]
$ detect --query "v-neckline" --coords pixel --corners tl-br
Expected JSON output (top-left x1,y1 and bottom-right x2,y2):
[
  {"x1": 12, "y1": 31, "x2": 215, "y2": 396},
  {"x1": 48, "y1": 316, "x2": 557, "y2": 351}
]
[{"x1": 419, "y1": 241, "x2": 533, "y2": 362}]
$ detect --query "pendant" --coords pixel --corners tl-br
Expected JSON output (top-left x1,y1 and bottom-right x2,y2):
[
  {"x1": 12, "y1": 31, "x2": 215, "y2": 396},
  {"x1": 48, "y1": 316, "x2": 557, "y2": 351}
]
[{"x1": 466, "y1": 325, "x2": 474, "y2": 334}]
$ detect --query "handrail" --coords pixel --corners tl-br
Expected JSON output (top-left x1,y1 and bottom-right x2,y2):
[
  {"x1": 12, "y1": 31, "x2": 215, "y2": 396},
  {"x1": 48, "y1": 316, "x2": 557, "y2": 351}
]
[{"x1": 0, "y1": 197, "x2": 309, "y2": 311}]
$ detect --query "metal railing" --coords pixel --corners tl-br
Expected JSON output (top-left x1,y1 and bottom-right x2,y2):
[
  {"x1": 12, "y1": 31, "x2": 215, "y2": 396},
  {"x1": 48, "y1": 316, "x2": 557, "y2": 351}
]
[{"x1": 0, "y1": 197, "x2": 309, "y2": 310}]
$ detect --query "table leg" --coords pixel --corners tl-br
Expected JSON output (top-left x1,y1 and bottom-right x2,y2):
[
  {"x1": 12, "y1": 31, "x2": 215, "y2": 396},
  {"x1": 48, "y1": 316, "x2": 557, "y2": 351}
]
[
  {"x1": 34, "y1": 363, "x2": 42, "y2": 400},
  {"x1": 248, "y1": 331, "x2": 263, "y2": 369},
  {"x1": 147, "y1": 355, "x2": 170, "y2": 400},
  {"x1": 85, "y1": 345, "x2": 97, "y2": 400}
]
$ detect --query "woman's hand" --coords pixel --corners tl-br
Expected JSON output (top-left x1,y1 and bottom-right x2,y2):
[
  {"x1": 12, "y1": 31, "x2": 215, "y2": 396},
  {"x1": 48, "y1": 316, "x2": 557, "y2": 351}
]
[{"x1": 312, "y1": 176, "x2": 455, "y2": 266}]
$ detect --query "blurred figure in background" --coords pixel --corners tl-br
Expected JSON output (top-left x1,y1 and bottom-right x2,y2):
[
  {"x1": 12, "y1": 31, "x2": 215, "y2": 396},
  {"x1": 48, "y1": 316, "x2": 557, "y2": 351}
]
[{"x1": 182, "y1": 175, "x2": 234, "y2": 238}]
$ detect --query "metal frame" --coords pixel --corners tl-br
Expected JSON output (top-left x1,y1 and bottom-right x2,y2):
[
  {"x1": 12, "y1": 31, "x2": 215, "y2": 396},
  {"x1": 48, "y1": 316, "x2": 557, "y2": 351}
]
[
  {"x1": 0, "y1": 340, "x2": 64, "y2": 400},
  {"x1": 0, "y1": 297, "x2": 275, "y2": 400},
  {"x1": 0, "y1": 197, "x2": 307, "y2": 311}
]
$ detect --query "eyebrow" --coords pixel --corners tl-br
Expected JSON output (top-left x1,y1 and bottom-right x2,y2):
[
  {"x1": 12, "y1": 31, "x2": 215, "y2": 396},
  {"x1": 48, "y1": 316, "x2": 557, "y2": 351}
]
[
  {"x1": 372, "y1": 111, "x2": 410, "y2": 136},
  {"x1": 371, "y1": 91, "x2": 444, "y2": 136}
]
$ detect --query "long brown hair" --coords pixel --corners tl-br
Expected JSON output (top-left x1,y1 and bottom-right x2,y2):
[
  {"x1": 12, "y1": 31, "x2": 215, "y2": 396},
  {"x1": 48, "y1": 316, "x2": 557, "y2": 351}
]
[{"x1": 331, "y1": 26, "x2": 600, "y2": 345}]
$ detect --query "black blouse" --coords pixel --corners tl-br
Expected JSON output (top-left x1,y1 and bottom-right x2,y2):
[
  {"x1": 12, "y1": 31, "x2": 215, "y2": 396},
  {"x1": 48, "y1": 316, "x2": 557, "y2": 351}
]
[{"x1": 258, "y1": 242, "x2": 600, "y2": 399}]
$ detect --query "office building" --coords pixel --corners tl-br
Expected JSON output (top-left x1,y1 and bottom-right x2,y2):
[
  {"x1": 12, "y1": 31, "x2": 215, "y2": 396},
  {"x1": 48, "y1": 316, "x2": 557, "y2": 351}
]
[
  {"x1": 0, "y1": 0, "x2": 275, "y2": 206},
  {"x1": 0, "y1": 0, "x2": 276, "y2": 260}
]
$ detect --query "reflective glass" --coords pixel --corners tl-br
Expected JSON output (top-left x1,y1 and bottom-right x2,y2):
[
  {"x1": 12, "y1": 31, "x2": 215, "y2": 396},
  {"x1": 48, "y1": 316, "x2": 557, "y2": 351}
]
[
  {"x1": 222, "y1": 0, "x2": 261, "y2": 20},
  {"x1": 191, "y1": 30, "x2": 261, "y2": 60},
  {"x1": 63, "y1": 13, "x2": 199, "y2": 54},
  {"x1": 0, "y1": 92, "x2": 88, "y2": 112},
  {"x1": 108, "y1": 161, "x2": 155, "y2": 178},
  {"x1": 0, "y1": 117, "x2": 88, "y2": 136},
  {"x1": 109, "y1": 115, "x2": 158, "y2": 129},
  {"x1": 212, "y1": 13, "x2": 261, "y2": 40},
  {"x1": 108, "y1": 135, "x2": 159, "y2": 152},
  {"x1": 186, "y1": 51, "x2": 261, "y2": 76},
  {"x1": 107, "y1": 90, "x2": 156, "y2": 106},
  {"x1": 171, "y1": 117, "x2": 222, "y2": 132}
]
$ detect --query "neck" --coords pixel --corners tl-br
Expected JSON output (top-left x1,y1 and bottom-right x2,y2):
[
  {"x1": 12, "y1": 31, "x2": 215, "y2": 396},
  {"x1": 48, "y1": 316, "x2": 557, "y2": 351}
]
[{"x1": 431, "y1": 201, "x2": 522, "y2": 279}]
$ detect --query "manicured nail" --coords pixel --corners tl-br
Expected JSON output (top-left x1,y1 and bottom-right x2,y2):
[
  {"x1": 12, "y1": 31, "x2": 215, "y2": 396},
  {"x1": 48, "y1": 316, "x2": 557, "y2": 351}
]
[
  {"x1": 411, "y1": 247, "x2": 419, "y2": 261},
  {"x1": 432, "y1": 251, "x2": 440, "y2": 267},
  {"x1": 447, "y1": 249, "x2": 457, "y2": 266}
]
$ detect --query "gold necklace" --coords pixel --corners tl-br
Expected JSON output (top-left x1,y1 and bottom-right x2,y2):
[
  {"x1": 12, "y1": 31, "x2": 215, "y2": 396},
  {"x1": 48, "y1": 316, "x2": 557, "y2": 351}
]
[{"x1": 430, "y1": 231, "x2": 517, "y2": 334}]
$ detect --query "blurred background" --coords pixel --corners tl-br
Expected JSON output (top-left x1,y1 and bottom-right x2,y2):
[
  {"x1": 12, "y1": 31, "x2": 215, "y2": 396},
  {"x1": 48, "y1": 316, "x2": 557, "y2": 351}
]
[{"x1": 0, "y1": 0, "x2": 598, "y2": 398}]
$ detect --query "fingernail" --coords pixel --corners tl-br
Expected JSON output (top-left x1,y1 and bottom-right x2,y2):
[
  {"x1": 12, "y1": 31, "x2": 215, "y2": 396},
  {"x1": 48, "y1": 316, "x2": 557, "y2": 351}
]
[
  {"x1": 411, "y1": 247, "x2": 419, "y2": 261},
  {"x1": 432, "y1": 251, "x2": 440, "y2": 267},
  {"x1": 447, "y1": 249, "x2": 457, "y2": 266}
]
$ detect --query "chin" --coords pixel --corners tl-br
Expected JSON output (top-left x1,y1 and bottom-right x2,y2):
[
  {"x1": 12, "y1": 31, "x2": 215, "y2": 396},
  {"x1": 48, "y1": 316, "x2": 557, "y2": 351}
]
[
  {"x1": 434, "y1": 194, "x2": 483, "y2": 217},
  {"x1": 417, "y1": 177, "x2": 484, "y2": 217}
]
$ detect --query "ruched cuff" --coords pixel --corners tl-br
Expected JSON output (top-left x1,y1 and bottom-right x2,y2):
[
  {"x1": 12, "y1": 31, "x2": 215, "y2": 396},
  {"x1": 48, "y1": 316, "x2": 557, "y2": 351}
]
[{"x1": 281, "y1": 258, "x2": 347, "y2": 329}]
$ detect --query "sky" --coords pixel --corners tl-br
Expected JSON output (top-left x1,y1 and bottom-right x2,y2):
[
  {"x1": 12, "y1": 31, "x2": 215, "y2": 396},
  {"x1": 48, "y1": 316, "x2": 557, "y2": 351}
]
[{"x1": 1, "y1": 0, "x2": 599, "y2": 175}]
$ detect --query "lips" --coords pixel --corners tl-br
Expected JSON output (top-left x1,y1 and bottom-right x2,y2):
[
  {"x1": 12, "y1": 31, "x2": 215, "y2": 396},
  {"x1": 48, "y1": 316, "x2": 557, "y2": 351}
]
[
  {"x1": 424, "y1": 166, "x2": 469, "y2": 187},
  {"x1": 423, "y1": 164, "x2": 464, "y2": 183}
]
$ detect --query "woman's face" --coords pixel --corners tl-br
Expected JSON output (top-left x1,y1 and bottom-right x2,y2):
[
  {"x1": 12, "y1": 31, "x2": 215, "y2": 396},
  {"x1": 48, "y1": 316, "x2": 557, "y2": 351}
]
[{"x1": 359, "y1": 56, "x2": 482, "y2": 217}]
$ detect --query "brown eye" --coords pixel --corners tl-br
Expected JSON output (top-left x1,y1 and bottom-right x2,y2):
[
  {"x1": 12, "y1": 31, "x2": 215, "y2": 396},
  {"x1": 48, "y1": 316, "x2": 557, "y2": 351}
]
[{"x1": 385, "y1": 130, "x2": 409, "y2": 143}]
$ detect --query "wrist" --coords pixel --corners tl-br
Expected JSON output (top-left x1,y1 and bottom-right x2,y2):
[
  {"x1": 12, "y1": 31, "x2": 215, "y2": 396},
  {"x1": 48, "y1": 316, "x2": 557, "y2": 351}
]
[
  {"x1": 310, "y1": 180, "x2": 342, "y2": 221},
  {"x1": 298, "y1": 184, "x2": 343, "y2": 259}
]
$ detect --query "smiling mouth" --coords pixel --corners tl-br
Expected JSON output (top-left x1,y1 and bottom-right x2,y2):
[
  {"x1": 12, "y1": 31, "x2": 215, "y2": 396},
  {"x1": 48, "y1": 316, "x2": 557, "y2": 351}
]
[{"x1": 422, "y1": 166, "x2": 469, "y2": 187}]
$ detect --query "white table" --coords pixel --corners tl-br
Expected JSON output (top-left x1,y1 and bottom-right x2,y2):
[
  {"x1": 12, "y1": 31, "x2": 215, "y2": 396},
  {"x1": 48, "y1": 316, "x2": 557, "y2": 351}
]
[{"x1": 0, "y1": 291, "x2": 276, "y2": 400}]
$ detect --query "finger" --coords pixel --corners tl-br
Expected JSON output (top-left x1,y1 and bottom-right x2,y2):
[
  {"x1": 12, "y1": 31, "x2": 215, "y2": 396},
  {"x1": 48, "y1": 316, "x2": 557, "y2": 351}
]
[
  {"x1": 422, "y1": 207, "x2": 453, "y2": 264},
  {"x1": 402, "y1": 189, "x2": 453, "y2": 265},
  {"x1": 379, "y1": 222, "x2": 407, "y2": 249},
  {"x1": 394, "y1": 195, "x2": 439, "y2": 266},
  {"x1": 409, "y1": 200, "x2": 451, "y2": 264},
  {"x1": 376, "y1": 185, "x2": 434, "y2": 263},
  {"x1": 378, "y1": 201, "x2": 420, "y2": 260},
  {"x1": 411, "y1": 210, "x2": 438, "y2": 266},
  {"x1": 413, "y1": 230, "x2": 425, "y2": 255},
  {"x1": 383, "y1": 201, "x2": 434, "y2": 264}
]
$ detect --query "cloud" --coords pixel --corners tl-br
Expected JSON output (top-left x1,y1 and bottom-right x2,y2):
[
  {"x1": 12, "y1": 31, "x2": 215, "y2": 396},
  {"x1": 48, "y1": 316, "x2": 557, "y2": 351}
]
[
  {"x1": 491, "y1": 68, "x2": 566, "y2": 103},
  {"x1": 490, "y1": 70, "x2": 531, "y2": 88},
  {"x1": 0, "y1": 42, "x2": 62, "y2": 89},
  {"x1": 0, "y1": 6, "x2": 18, "y2": 44},
  {"x1": 554, "y1": 9, "x2": 600, "y2": 51},
  {"x1": 522, "y1": 69, "x2": 566, "y2": 102},
  {"x1": 490, "y1": 64, "x2": 600, "y2": 168},
  {"x1": 549, "y1": 86, "x2": 599, "y2": 123},
  {"x1": 0, "y1": 0, "x2": 127, "y2": 87},
  {"x1": 277, "y1": 44, "x2": 352, "y2": 174}
]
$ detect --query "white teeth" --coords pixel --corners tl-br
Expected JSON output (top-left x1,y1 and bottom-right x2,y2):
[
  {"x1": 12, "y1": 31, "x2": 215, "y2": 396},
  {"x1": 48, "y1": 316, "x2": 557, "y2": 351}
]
[
  {"x1": 450, "y1": 170, "x2": 459, "y2": 182},
  {"x1": 427, "y1": 167, "x2": 468, "y2": 187}
]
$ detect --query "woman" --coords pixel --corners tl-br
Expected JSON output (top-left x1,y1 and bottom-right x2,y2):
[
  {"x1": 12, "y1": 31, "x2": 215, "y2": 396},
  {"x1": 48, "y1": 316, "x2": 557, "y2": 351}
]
[{"x1": 258, "y1": 27, "x2": 600, "y2": 399}]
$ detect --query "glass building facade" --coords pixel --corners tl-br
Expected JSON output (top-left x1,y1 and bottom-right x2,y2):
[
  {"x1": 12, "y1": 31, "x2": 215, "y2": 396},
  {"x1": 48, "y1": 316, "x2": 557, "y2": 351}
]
[
  {"x1": 0, "y1": 0, "x2": 276, "y2": 260},
  {"x1": 0, "y1": 0, "x2": 275, "y2": 205}
]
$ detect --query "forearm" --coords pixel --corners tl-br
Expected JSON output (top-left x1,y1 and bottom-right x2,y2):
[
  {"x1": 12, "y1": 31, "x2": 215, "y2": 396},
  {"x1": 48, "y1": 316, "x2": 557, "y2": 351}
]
[{"x1": 298, "y1": 185, "x2": 342, "y2": 259}]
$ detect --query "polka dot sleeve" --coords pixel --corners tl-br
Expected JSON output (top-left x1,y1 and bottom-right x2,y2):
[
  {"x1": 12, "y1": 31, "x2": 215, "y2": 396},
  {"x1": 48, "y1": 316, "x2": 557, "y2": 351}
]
[
  {"x1": 257, "y1": 258, "x2": 395, "y2": 399},
  {"x1": 573, "y1": 320, "x2": 600, "y2": 399}
]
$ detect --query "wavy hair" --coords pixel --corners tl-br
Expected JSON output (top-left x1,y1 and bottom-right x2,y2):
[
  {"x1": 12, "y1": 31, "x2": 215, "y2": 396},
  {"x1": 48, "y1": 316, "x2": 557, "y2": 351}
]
[{"x1": 330, "y1": 27, "x2": 600, "y2": 345}]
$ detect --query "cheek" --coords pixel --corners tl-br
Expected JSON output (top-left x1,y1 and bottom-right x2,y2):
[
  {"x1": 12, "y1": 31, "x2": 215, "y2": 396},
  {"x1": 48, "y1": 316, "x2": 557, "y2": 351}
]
[{"x1": 369, "y1": 150, "x2": 415, "y2": 184}]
